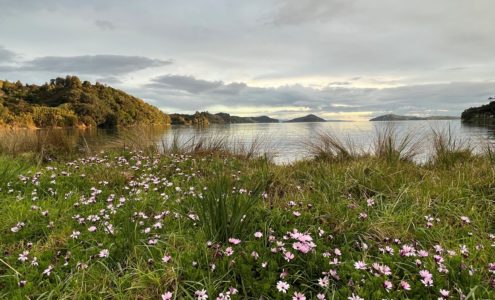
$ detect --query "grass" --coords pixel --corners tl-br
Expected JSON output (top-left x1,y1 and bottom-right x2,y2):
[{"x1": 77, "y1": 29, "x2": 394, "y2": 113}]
[
  {"x1": 372, "y1": 124, "x2": 423, "y2": 163},
  {"x1": 0, "y1": 129, "x2": 494, "y2": 299},
  {"x1": 306, "y1": 131, "x2": 361, "y2": 162},
  {"x1": 430, "y1": 127, "x2": 474, "y2": 167},
  {"x1": 192, "y1": 173, "x2": 264, "y2": 243}
]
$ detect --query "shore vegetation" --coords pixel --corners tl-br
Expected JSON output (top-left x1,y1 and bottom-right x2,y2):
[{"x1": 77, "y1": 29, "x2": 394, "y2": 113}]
[{"x1": 0, "y1": 127, "x2": 494, "y2": 299}]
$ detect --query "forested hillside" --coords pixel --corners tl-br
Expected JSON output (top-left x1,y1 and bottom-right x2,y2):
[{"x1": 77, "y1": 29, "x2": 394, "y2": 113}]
[
  {"x1": 170, "y1": 111, "x2": 279, "y2": 125},
  {"x1": 461, "y1": 99, "x2": 495, "y2": 123},
  {"x1": 0, "y1": 76, "x2": 170, "y2": 128}
]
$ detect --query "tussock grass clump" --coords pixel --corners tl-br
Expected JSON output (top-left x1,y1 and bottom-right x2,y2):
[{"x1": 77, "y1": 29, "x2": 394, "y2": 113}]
[
  {"x1": 306, "y1": 125, "x2": 491, "y2": 168},
  {"x1": 157, "y1": 132, "x2": 272, "y2": 161},
  {"x1": 192, "y1": 174, "x2": 262, "y2": 242},
  {"x1": 430, "y1": 127, "x2": 474, "y2": 167},
  {"x1": 372, "y1": 124, "x2": 423, "y2": 163},
  {"x1": 480, "y1": 140, "x2": 495, "y2": 163},
  {"x1": 306, "y1": 131, "x2": 362, "y2": 162}
]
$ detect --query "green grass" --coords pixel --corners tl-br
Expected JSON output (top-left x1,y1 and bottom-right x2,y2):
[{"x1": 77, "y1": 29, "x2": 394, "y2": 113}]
[{"x1": 0, "y1": 150, "x2": 494, "y2": 299}]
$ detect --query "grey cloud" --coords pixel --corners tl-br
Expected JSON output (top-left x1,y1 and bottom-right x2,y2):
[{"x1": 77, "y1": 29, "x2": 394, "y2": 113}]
[
  {"x1": 96, "y1": 76, "x2": 123, "y2": 84},
  {"x1": 327, "y1": 82, "x2": 351, "y2": 86},
  {"x1": 272, "y1": 0, "x2": 355, "y2": 25},
  {"x1": 0, "y1": 0, "x2": 119, "y2": 14},
  {"x1": 138, "y1": 74, "x2": 494, "y2": 118},
  {"x1": 315, "y1": 81, "x2": 495, "y2": 116},
  {"x1": 0, "y1": 0, "x2": 54, "y2": 14},
  {"x1": 148, "y1": 75, "x2": 223, "y2": 94},
  {"x1": 0, "y1": 46, "x2": 17, "y2": 63},
  {"x1": 3, "y1": 0, "x2": 495, "y2": 84},
  {"x1": 95, "y1": 20, "x2": 116, "y2": 31},
  {"x1": 446, "y1": 67, "x2": 466, "y2": 71},
  {"x1": 210, "y1": 82, "x2": 247, "y2": 95},
  {"x1": 2, "y1": 55, "x2": 171, "y2": 75}
]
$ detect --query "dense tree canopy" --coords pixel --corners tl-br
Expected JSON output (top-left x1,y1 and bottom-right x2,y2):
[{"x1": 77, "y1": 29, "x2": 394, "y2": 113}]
[
  {"x1": 461, "y1": 99, "x2": 495, "y2": 123},
  {"x1": 170, "y1": 111, "x2": 279, "y2": 125},
  {"x1": 0, "y1": 76, "x2": 170, "y2": 128}
]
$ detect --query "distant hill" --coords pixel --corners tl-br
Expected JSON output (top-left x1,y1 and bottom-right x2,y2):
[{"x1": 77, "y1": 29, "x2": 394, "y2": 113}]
[
  {"x1": 461, "y1": 99, "x2": 495, "y2": 123},
  {"x1": 286, "y1": 114, "x2": 326, "y2": 123},
  {"x1": 170, "y1": 111, "x2": 279, "y2": 125},
  {"x1": 0, "y1": 76, "x2": 170, "y2": 128},
  {"x1": 370, "y1": 114, "x2": 459, "y2": 121},
  {"x1": 250, "y1": 115, "x2": 279, "y2": 123},
  {"x1": 215, "y1": 113, "x2": 279, "y2": 124}
]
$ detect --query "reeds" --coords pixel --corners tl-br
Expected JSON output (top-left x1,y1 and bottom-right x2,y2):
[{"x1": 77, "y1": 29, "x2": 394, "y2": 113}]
[
  {"x1": 305, "y1": 123, "x2": 488, "y2": 166},
  {"x1": 306, "y1": 124, "x2": 423, "y2": 163},
  {"x1": 0, "y1": 128, "x2": 86, "y2": 162},
  {"x1": 372, "y1": 124, "x2": 423, "y2": 163},
  {"x1": 306, "y1": 131, "x2": 361, "y2": 162},
  {"x1": 0, "y1": 124, "x2": 493, "y2": 167},
  {"x1": 480, "y1": 139, "x2": 495, "y2": 163},
  {"x1": 157, "y1": 131, "x2": 272, "y2": 160},
  {"x1": 430, "y1": 126, "x2": 473, "y2": 166},
  {"x1": 0, "y1": 126, "x2": 270, "y2": 162}
]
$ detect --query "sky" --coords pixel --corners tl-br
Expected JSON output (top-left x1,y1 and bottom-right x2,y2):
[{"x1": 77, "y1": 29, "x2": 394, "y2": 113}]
[{"x1": 0, "y1": 0, "x2": 494, "y2": 120}]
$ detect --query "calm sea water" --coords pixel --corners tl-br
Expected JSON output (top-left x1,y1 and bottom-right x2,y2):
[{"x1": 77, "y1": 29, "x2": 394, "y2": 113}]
[
  {"x1": 158, "y1": 120, "x2": 495, "y2": 163},
  {"x1": 26, "y1": 120, "x2": 495, "y2": 164}
]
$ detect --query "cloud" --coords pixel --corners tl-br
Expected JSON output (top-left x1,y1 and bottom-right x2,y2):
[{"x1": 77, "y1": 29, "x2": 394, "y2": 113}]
[
  {"x1": 96, "y1": 76, "x2": 123, "y2": 84},
  {"x1": 271, "y1": 0, "x2": 355, "y2": 25},
  {"x1": 0, "y1": 46, "x2": 17, "y2": 63},
  {"x1": 138, "y1": 73, "x2": 494, "y2": 119},
  {"x1": 210, "y1": 82, "x2": 247, "y2": 95},
  {"x1": 327, "y1": 81, "x2": 351, "y2": 86},
  {"x1": 148, "y1": 75, "x2": 223, "y2": 94},
  {"x1": 1, "y1": 55, "x2": 171, "y2": 75},
  {"x1": 0, "y1": 0, "x2": 119, "y2": 14},
  {"x1": 0, "y1": 0, "x2": 54, "y2": 13},
  {"x1": 94, "y1": 20, "x2": 116, "y2": 31}
]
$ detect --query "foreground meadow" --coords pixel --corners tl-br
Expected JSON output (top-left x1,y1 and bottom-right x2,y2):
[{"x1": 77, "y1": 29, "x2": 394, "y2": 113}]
[{"x1": 0, "y1": 140, "x2": 494, "y2": 299}]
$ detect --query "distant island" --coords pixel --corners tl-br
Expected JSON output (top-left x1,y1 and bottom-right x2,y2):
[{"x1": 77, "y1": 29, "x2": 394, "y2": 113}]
[
  {"x1": 461, "y1": 98, "x2": 495, "y2": 123},
  {"x1": 370, "y1": 114, "x2": 460, "y2": 121},
  {"x1": 170, "y1": 112, "x2": 279, "y2": 125},
  {"x1": 0, "y1": 76, "x2": 171, "y2": 128},
  {"x1": 171, "y1": 112, "x2": 353, "y2": 125},
  {"x1": 285, "y1": 114, "x2": 326, "y2": 123},
  {"x1": 284, "y1": 114, "x2": 350, "y2": 123}
]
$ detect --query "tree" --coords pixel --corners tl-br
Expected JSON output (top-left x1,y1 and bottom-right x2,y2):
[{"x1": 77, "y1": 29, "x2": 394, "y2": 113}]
[
  {"x1": 65, "y1": 75, "x2": 82, "y2": 89},
  {"x1": 0, "y1": 77, "x2": 171, "y2": 128},
  {"x1": 55, "y1": 77, "x2": 65, "y2": 87}
]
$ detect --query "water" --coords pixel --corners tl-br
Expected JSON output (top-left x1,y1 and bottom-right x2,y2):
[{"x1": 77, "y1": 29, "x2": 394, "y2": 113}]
[
  {"x1": 4, "y1": 120, "x2": 495, "y2": 164},
  {"x1": 160, "y1": 120, "x2": 495, "y2": 163}
]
